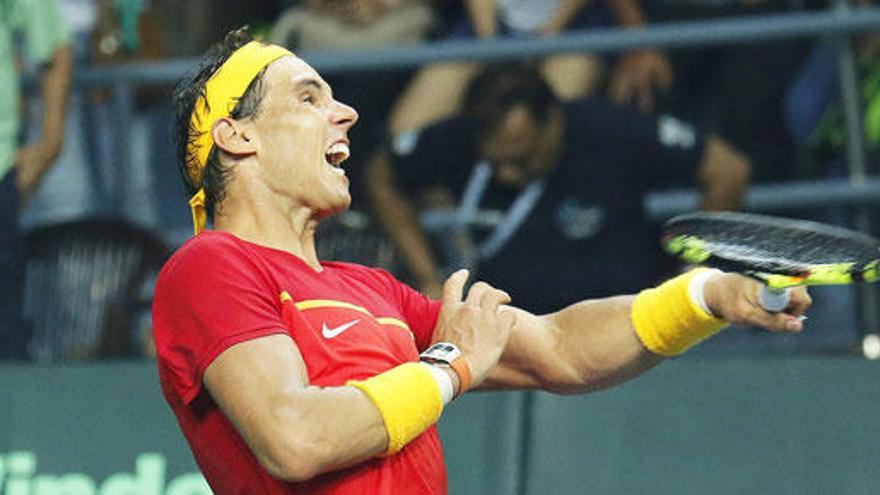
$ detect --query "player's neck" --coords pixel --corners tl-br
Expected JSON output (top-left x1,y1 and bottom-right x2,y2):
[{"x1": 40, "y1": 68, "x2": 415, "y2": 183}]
[{"x1": 214, "y1": 192, "x2": 324, "y2": 272}]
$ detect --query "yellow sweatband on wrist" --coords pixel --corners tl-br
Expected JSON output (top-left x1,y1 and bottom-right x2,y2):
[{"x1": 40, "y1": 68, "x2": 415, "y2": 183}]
[
  {"x1": 347, "y1": 362, "x2": 443, "y2": 456},
  {"x1": 631, "y1": 268, "x2": 729, "y2": 356}
]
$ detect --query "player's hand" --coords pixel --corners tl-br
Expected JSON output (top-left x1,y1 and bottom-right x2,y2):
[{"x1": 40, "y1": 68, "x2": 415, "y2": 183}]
[
  {"x1": 608, "y1": 49, "x2": 673, "y2": 113},
  {"x1": 703, "y1": 272, "x2": 812, "y2": 333},
  {"x1": 432, "y1": 270, "x2": 516, "y2": 387}
]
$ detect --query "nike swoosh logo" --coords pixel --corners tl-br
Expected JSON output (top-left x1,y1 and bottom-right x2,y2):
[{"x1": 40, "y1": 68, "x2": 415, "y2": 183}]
[{"x1": 322, "y1": 319, "x2": 361, "y2": 339}]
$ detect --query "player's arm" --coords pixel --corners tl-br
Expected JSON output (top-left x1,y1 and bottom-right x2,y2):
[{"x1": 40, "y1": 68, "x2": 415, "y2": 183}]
[
  {"x1": 203, "y1": 334, "x2": 389, "y2": 480},
  {"x1": 696, "y1": 136, "x2": 751, "y2": 211},
  {"x1": 366, "y1": 149, "x2": 445, "y2": 296},
  {"x1": 203, "y1": 271, "x2": 512, "y2": 481},
  {"x1": 482, "y1": 271, "x2": 811, "y2": 393},
  {"x1": 481, "y1": 295, "x2": 662, "y2": 393}
]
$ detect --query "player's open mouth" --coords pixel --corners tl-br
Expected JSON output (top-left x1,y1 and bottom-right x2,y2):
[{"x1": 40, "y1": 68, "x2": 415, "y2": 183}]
[{"x1": 325, "y1": 142, "x2": 350, "y2": 174}]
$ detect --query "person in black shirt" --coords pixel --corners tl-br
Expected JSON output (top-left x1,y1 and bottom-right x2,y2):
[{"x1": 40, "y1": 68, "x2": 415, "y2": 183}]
[{"x1": 367, "y1": 64, "x2": 751, "y2": 314}]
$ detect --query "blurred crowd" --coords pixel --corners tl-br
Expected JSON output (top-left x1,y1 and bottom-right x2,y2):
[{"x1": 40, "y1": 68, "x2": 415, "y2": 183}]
[{"x1": 1, "y1": 0, "x2": 874, "y2": 361}]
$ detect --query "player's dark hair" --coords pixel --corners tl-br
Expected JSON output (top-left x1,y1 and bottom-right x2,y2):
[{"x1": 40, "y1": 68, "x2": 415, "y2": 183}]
[
  {"x1": 171, "y1": 26, "x2": 269, "y2": 219},
  {"x1": 462, "y1": 64, "x2": 559, "y2": 139}
]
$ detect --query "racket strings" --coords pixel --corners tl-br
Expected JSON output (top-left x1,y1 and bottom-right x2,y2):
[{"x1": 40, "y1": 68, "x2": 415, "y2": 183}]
[
  {"x1": 663, "y1": 212, "x2": 880, "y2": 283},
  {"x1": 697, "y1": 224, "x2": 877, "y2": 267}
]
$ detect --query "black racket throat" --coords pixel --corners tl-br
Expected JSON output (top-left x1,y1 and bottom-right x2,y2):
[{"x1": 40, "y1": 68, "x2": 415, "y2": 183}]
[{"x1": 687, "y1": 255, "x2": 788, "y2": 282}]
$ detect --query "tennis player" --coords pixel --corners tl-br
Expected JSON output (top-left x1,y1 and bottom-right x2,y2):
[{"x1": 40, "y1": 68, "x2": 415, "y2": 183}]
[{"x1": 152, "y1": 28, "x2": 811, "y2": 494}]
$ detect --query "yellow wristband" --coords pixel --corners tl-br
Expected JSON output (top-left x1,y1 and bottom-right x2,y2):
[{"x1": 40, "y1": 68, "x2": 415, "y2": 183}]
[
  {"x1": 347, "y1": 362, "x2": 443, "y2": 456},
  {"x1": 631, "y1": 268, "x2": 728, "y2": 356}
]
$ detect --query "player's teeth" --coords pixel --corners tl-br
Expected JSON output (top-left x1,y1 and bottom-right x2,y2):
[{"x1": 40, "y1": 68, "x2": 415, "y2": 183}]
[{"x1": 327, "y1": 143, "x2": 350, "y2": 160}]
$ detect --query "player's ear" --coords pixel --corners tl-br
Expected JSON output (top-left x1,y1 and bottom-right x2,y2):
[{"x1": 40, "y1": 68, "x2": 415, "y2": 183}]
[{"x1": 212, "y1": 117, "x2": 257, "y2": 156}]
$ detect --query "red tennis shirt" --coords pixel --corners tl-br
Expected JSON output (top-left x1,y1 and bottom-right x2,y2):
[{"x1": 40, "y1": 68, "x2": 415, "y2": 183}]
[{"x1": 152, "y1": 231, "x2": 445, "y2": 494}]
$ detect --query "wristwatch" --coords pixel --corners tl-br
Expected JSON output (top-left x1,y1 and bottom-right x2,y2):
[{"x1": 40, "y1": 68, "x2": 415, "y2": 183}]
[
  {"x1": 420, "y1": 342, "x2": 471, "y2": 395},
  {"x1": 420, "y1": 342, "x2": 461, "y2": 364}
]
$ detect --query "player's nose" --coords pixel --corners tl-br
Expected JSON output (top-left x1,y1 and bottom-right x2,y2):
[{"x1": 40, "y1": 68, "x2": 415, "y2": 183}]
[{"x1": 331, "y1": 99, "x2": 359, "y2": 132}]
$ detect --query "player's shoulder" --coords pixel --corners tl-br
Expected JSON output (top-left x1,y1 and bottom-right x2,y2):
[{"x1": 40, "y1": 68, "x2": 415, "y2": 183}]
[
  {"x1": 167, "y1": 230, "x2": 246, "y2": 262},
  {"x1": 158, "y1": 231, "x2": 252, "y2": 283}
]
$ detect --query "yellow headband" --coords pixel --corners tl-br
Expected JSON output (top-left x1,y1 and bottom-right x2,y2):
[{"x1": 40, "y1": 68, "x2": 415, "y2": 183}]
[{"x1": 186, "y1": 41, "x2": 293, "y2": 234}]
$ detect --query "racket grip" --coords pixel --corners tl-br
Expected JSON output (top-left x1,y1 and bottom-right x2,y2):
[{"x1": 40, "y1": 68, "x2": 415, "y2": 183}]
[{"x1": 760, "y1": 286, "x2": 791, "y2": 313}]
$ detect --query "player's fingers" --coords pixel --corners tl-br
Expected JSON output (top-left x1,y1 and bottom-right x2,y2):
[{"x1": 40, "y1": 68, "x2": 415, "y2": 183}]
[
  {"x1": 442, "y1": 269, "x2": 469, "y2": 307},
  {"x1": 786, "y1": 287, "x2": 812, "y2": 317},
  {"x1": 723, "y1": 279, "x2": 803, "y2": 332},
  {"x1": 479, "y1": 284, "x2": 512, "y2": 311},
  {"x1": 777, "y1": 312, "x2": 805, "y2": 332},
  {"x1": 751, "y1": 301, "x2": 805, "y2": 333},
  {"x1": 499, "y1": 306, "x2": 518, "y2": 330},
  {"x1": 463, "y1": 281, "x2": 492, "y2": 307}
]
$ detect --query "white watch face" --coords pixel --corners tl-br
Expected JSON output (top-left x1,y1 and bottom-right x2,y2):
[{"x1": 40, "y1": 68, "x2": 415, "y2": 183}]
[{"x1": 423, "y1": 343, "x2": 461, "y2": 364}]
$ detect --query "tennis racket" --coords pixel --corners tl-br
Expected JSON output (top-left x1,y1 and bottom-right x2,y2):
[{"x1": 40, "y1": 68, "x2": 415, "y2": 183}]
[{"x1": 661, "y1": 211, "x2": 880, "y2": 312}]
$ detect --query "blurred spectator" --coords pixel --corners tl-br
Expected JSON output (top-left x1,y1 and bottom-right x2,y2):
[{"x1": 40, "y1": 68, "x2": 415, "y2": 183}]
[
  {"x1": 1, "y1": 0, "x2": 73, "y2": 359},
  {"x1": 785, "y1": 43, "x2": 845, "y2": 151},
  {"x1": 150, "y1": 0, "x2": 285, "y2": 57},
  {"x1": 91, "y1": 0, "x2": 164, "y2": 65},
  {"x1": 270, "y1": 0, "x2": 434, "y2": 51},
  {"x1": 366, "y1": 64, "x2": 750, "y2": 311},
  {"x1": 23, "y1": 0, "x2": 172, "y2": 234},
  {"x1": 387, "y1": 0, "x2": 673, "y2": 137},
  {"x1": 59, "y1": 0, "x2": 97, "y2": 58},
  {"x1": 604, "y1": 0, "x2": 675, "y2": 113},
  {"x1": 785, "y1": 0, "x2": 878, "y2": 160},
  {"x1": 88, "y1": 0, "x2": 172, "y2": 109},
  {"x1": 82, "y1": 0, "x2": 286, "y2": 62},
  {"x1": 643, "y1": 0, "x2": 810, "y2": 183}
]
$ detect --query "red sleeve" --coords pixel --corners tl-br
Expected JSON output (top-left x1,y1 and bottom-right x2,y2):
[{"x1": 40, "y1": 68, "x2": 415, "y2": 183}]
[
  {"x1": 373, "y1": 269, "x2": 441, "y2": 352},
  {"x1": 152, "y1": 235, "x2": 288, "y2": 404}
]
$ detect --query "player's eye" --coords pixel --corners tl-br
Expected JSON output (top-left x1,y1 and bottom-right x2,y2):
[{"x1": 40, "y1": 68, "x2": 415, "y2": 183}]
[{"x1": 300, "y1": 88, "x2": 322, "y2": 105}]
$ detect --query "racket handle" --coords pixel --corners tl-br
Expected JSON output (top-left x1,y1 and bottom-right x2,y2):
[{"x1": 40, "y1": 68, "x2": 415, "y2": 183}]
[{"x1": 760, "y1": 286, "x2": 791, "y2": 313}]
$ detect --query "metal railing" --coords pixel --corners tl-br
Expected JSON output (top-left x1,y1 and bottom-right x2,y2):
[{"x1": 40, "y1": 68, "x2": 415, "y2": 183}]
[
  {"x1": 68, "y1": 5, "x2": 880, "y2": 217},
  {"x1": 73, "y1": 7, "x2": 880, "y2": 82}
]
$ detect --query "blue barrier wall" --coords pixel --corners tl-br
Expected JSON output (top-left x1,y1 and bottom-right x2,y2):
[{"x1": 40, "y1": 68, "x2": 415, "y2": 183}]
[{"x1": 3, "y1": 355, "x2": 880, "y2": 494}]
